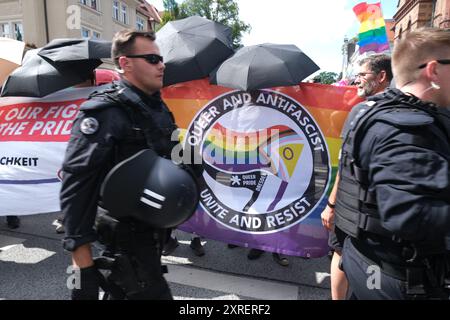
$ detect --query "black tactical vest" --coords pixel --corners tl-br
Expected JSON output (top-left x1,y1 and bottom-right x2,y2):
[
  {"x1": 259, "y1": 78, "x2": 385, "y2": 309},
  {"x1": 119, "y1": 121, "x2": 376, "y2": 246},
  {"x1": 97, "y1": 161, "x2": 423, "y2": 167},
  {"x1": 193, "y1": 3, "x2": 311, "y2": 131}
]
[
  {"x1": 335, "y1": 90, "x2": 450, "y2": 241},
  {"x1": 86, "y1": 82, "x2": 179, "y2": 164}
]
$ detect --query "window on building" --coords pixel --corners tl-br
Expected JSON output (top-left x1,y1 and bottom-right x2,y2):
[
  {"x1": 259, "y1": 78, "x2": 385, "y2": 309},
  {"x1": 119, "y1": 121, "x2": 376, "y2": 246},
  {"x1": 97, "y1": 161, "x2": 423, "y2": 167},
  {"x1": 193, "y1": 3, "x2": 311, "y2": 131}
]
[
  {"x1": 136, "y1": 15, "x2": 145, "y2": 31},
  {"x1": 113, "y1": 1, "x2": 130, "y2": 25},
  {"x1": 120, "y1": 3, "x2": 128, "y2": 24},
  {"x1": 81, "y1": 26, "x2": 101, "y2": 39},
  {"x1": 81, "y1": 27, "x2": 91, "y2": 38},
  {"x1": 13, "y1": 22, "x2": 23, "y2": 41},
  {"x1": 80, "y1": 0, "x2": 99, "y2": 11},
  {"x1": 113, "y1": 1, "x2": 119, "y2": 20},
  {"x1": 0, "y1": 22, "x2": 23, "y2": 40},
  {"x1": 407, "y1": 20, "x2": 412, "y2": 32},
  {"x1": 0, "y1": 23, "x2": 11, "y2": 38},
  {"x1": 90, "y1": 0, "x2": 97, "y2": 10}
]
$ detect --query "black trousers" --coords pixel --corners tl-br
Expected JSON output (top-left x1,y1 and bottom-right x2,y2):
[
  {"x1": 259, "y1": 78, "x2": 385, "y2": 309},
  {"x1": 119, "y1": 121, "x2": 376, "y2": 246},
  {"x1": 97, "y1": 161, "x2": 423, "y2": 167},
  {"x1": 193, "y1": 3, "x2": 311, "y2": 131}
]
[
  {"x1": 96, "y1": 215, "x2": 173, "y2": 300},
  {"x1": 342, "y1": 237, "x2": 408, "y2": 300},
  {"x1": 104, "y1": 243, "x2": 173, "y2": 300}
]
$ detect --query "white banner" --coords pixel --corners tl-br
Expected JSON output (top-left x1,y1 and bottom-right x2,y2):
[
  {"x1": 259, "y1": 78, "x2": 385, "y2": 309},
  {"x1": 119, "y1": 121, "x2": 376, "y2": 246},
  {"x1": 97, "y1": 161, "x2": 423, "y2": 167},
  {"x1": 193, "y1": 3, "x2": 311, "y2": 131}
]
[{"x1": 0, "y1": 87, "x2": 100, "y2": 216}]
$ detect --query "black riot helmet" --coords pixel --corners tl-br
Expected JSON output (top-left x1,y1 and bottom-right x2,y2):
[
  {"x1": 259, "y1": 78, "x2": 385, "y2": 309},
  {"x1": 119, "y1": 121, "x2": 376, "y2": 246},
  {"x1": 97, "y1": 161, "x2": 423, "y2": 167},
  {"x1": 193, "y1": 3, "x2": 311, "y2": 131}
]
[{"x1": 100, "y1": 149, "x2": 199, "y2": 228}]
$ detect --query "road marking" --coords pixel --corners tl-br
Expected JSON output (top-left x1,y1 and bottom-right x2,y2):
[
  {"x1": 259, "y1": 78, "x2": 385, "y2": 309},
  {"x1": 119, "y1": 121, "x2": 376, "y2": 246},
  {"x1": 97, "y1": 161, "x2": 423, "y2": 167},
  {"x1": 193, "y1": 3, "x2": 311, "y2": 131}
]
[
  {"x1": 0, "y1": 234, "x2": 25, "y2": 252},
  {"x1": 0, "y1": 244, "x2": 56, "y2": 263},
  {"x1": 174, "y1": 293, "x2": 241, "y2": 300},
  {"x1": 166, "y1": 264, "x2": 298, "y2": 300},
  {"x1": 315, "y1": 272, "x2": 330, "y2": 284}
]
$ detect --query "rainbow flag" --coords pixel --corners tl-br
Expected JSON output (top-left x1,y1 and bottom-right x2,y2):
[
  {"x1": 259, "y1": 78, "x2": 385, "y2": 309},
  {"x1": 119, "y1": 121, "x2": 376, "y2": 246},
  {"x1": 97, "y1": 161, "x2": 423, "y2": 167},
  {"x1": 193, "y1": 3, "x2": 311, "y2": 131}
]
[
  {"x1": 161, "y1": 79, "x2": 363, "y2": 257},
  {"x1": 0, "y1": 79, "x2": 363, "y2": 258},
  {"x1": 202, "y1": 123, "x2": 304, "y2": 211},
  {"x1": 353, "y1": 2, "x2": 390, "y2": 54}
]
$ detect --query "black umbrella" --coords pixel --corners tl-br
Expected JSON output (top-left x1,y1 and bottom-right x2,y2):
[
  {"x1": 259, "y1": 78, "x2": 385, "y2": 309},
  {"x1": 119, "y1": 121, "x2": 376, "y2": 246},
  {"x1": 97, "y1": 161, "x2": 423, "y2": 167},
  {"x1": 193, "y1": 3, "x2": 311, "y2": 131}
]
[
  {"x1": 37, "y1": 38, "x2": 111, "y2": 64},
  {"x1": 210, "y1": 43, "x2": 320, "y2": 91},
  {"x1": 1, "y1": 49, "x2": 101, "y2": 97},
  {"x1": 156, "y1": 16, "x2": 234, "y2": 86}
]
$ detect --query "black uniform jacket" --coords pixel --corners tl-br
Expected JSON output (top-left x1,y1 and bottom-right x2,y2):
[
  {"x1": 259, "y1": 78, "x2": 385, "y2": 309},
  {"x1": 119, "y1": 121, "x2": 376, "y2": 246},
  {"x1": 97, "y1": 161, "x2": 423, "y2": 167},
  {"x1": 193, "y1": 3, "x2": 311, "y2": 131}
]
[
  {"x1": 60, "y1": 80, "x2": 178, "y2": 251},
  {"x1": 351, "y1": 89, "x2": 450, "y2": 261}
]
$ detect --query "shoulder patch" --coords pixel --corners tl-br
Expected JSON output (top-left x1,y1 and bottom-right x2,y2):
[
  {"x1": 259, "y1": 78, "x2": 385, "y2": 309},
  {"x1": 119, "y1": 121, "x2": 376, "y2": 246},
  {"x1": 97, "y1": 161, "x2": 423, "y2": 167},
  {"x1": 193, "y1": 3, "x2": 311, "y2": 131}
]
[
  {"x1": 377, "y1": 109, "x2": 434, "y2": 127},
  {"x1": 80, "y1": 117, "x2": 100, "y2": 135}
]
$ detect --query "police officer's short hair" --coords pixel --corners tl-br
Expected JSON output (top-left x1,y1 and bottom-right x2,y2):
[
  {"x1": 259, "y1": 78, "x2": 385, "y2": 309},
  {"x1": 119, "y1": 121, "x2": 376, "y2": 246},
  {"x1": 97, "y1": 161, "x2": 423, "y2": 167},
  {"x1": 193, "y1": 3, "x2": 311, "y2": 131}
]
[
  {"x1": 112, "y1": 30, "x2": 156, "y2": 68},
  {"x1": 359, "y1": 54, "x2": 393, "y2": 82},
  {"x1": 392, "y1": 27, "x2": 450, "y2": 87}
]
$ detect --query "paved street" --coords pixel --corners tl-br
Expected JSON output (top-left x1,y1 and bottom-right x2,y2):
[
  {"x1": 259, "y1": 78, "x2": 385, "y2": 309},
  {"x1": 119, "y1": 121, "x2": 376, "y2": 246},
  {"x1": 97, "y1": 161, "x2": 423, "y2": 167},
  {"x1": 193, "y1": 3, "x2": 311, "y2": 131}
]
[{"x1": 0, "y1": 212, "x2": 331, "y2": 300}]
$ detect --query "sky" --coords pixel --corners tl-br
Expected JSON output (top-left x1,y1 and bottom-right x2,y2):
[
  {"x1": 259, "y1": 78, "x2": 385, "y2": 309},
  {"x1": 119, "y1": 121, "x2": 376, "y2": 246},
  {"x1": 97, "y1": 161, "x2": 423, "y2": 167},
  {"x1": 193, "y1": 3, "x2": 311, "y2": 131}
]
[{"x1": 149, "y1": 0, "x2": 398, "y2": 73}]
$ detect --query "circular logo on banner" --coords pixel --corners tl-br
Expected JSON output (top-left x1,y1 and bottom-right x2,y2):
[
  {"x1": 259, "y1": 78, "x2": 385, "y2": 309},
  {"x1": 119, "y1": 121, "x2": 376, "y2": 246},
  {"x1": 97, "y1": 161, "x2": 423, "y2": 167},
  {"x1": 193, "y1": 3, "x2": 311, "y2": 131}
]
[{"x1": 184, "y1": 90, "x2": 330, "y2": 234}]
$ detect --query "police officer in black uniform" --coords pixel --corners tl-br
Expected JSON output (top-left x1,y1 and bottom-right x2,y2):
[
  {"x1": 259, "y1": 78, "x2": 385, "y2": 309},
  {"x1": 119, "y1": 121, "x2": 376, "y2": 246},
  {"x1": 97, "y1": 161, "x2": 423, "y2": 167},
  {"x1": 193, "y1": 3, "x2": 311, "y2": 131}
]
[
  {"x1": 335, "y1": 28, "x2": 450, "y2": 300},
  {"x1": 60, "y1": 30, "x2": 177, "y2": 300},
  {"x1": 321, "y1": 54, "x2": 392, "y2": 300}
]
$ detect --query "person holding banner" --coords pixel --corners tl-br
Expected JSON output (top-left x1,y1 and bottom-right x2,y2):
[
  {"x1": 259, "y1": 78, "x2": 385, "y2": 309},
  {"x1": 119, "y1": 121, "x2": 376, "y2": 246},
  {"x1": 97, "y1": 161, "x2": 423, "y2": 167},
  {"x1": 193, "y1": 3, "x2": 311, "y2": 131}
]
[
  {"x1": 336, "y1": 28, "x2": 450, "y2": 300},
  {"x1": 321, "y1": 54, "x2": 392, "y2": 300},
  {"x1": 60, "y1": 30, "x2": 180, "y2": 300}
]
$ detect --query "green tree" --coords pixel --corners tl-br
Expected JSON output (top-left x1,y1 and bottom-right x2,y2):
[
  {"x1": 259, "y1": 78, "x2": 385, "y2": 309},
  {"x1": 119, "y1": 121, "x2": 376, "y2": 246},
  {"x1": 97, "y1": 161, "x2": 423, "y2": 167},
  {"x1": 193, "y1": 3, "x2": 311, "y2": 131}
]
[
  {"x1": 178, "y1": 0, "x2": 250, "y2": 48},
  {"x1": 164, "y1": 0, "x2": 180, "y2": 14},
  {"x1": 158, "y1": 0, "x2": 182, "y2": 30},
  {"x1": 313, "y1": 71, "x2": 339, "y2": 85}
]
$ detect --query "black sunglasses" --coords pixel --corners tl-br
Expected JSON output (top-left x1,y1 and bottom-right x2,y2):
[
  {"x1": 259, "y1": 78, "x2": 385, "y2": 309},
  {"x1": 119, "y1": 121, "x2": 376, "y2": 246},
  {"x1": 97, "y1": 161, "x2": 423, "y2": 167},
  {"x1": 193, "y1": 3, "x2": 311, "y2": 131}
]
[
  {"x1": 125, "y1": 54, "x2": 164, "y2": 65},
  {"x1": 418, "y1": 59, "x2": 450, "y2": 69}
]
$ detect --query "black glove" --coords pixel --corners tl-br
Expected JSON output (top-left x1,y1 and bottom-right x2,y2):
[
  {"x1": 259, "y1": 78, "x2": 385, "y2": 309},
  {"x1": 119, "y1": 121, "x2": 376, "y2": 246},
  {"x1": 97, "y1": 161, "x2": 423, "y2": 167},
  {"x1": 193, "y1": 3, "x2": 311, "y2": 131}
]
[{"x1": 71, "y1": 265, "x2": 102, "y2": 300}]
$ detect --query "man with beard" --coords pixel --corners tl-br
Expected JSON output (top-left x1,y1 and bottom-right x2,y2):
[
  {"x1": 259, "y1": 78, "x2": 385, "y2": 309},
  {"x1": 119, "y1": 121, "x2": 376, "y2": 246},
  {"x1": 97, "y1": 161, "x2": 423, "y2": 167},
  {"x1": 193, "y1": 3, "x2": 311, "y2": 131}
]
[{"x1": 321, "y1": 54, "x2": 392, "y2": 299}]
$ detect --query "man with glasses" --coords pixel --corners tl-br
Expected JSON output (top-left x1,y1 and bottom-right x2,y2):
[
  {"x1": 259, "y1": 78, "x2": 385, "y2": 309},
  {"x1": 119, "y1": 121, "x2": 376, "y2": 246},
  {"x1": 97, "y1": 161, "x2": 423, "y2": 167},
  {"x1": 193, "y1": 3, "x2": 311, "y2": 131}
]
[
  {"x1": 335, "y1": 28, "x2": 450, "y2": 299},
  {"x1": 354, "y1": 55, "x2": 392, "y2": 99},
  {"x1": 321, "y1": 54, "x2": 392, "y2": 299},
  {"x1": 60, "y1": 30, "x2": 177, "y2": 300}
]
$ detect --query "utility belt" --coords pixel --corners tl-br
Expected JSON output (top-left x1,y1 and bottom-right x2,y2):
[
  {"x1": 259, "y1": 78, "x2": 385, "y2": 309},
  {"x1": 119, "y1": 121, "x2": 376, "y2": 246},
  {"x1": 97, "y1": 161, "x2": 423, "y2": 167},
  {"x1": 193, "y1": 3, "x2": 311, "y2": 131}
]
[
  {"x1": 351, "y1": 237, "x2": 450, "y2": 300},
  {"x1": 94, "y1": 207, "x2": 169, "y2": 300},
  {"x1": 95, "y1": 206, "x2": 166, "y2": 254}
]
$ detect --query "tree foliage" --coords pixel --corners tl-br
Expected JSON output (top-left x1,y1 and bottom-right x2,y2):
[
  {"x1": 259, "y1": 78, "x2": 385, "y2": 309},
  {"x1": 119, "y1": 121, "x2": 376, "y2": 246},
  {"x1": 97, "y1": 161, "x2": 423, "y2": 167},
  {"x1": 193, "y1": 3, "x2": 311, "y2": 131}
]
[
  {"x1": 164, "y1": 0, "x2": 179, "y2": 13},
  {"x1": 159, "y1": 0, "x2": 181, "y2": 29},
  {"x1": 158, "y1": 0, "x2": 250, "y2": 48},
  {"x1": 313, "y1": 71, "x2": 339, "y2": 85},
  {"x1": 160, "y1": 0, "x2": 180, "y2": 24}
]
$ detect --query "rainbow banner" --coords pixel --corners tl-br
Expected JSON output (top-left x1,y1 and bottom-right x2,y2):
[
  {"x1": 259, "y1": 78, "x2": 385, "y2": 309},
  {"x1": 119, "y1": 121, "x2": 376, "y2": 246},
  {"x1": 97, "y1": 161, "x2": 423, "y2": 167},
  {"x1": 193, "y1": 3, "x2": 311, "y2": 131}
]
[
  {"x1": 0, "y1": 81, "x2": 361, "y2": 258},
  {"x1": 163, "y1": 79, "x2": 362, "y2": 258},
  {"x1": 353, "y1": 2, "x2": 390, "y2": 54}
]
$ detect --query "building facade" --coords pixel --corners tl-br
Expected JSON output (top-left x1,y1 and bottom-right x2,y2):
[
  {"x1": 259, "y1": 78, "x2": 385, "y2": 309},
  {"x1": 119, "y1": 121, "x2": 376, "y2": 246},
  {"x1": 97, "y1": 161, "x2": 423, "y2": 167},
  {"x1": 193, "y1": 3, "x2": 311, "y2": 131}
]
[
  {"x1": 393, "y1": 0, "x2": 450, "y2": 40},
  {"x1": 0, "y1": 0, "x2": 161, "y2": 47}
]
